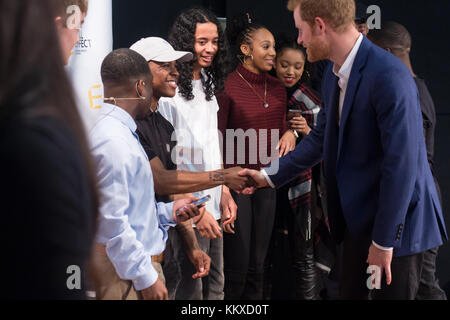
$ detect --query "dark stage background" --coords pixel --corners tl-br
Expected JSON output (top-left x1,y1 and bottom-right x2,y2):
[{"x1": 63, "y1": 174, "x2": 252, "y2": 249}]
[{"x1": 112, "y1": 0, "x2": 450, "y2": 295}]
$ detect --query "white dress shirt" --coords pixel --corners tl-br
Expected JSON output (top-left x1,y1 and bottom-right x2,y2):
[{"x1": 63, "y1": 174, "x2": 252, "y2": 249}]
[
  {"x1": 332, "y1": 33, "x2": 364, "y2": 125},
  {"x1": 90, "y1": 103, "x2": 176, "y2": 291}
]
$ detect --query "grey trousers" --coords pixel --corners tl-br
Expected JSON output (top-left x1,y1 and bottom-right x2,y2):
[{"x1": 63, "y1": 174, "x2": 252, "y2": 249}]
[{"x1": 163, "y1": 224, "x2": 224, "y2": 300}]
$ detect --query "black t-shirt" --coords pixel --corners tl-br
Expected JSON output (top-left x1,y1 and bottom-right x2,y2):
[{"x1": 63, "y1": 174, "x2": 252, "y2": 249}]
[{"x1": 136, "y1": 109, "x2": 177, "y2": 203}]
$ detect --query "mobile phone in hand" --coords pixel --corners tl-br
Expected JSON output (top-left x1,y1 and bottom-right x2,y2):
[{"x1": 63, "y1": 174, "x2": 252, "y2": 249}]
[
  {"x1": 177, "y1": 195, "x2": 211, "y2": 216},
  {"x1": 191, "y1": 195, "x2": 211, "y2": 207},
  {"x1": 287, "y1": 109, "x2": 302, "y2": 121}
]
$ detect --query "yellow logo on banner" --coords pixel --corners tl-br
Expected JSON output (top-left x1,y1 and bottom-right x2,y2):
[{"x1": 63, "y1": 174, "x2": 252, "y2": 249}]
[{"x1": 89, "y1": 85, "x2": 103, "y2": 109}]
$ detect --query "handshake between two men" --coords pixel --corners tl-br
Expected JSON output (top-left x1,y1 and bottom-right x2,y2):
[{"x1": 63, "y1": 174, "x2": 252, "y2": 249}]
[{"x1": 220, "y1": 166, "x2": 270, "y2": 194}]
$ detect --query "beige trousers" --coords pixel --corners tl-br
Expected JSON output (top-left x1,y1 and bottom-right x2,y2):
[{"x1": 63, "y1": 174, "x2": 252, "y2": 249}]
[{"x1": 91, "y1": 248, "x2": 165, "y2": 300}]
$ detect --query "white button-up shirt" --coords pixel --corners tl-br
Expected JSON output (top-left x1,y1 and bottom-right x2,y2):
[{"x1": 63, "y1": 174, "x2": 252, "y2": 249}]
[{"x1": 332, "y1": 33, "x2": 364, "y2": 125}]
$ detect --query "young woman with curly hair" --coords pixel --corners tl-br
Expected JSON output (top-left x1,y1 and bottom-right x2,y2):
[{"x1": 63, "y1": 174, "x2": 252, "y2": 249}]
[{"x1": 158, "y1": 7, "x2": 235, "y2": 300}]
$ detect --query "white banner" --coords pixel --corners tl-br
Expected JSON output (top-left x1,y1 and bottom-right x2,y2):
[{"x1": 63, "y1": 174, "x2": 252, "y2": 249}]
[{"x1": 67, "y1": 0, "x2": 113, "y2": 130}]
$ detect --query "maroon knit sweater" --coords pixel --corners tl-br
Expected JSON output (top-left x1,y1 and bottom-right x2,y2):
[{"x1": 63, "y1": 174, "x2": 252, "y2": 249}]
[{"x1": 217, "y1": 64, "x2": 287, "y2": 171}]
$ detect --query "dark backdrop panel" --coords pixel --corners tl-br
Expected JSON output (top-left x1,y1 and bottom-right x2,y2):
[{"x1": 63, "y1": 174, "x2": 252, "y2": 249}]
[
  {"x1": 226, "y1": 0, "x2": 296, "y2": 40},
  {"x1": 113, "y1": 0, "x2": 450, "y2": 294},
  {"x1": 112, "y1": 0, "x2": 205, "y2": 48},
  {"x1": 357, "y1": 0, "x2": 450, "y2": 115}
]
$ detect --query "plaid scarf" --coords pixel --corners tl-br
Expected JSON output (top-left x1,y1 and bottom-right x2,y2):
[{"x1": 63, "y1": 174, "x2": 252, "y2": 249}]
[{"x1": 287, "y1": 82, "x2": 322, "y2": 209}]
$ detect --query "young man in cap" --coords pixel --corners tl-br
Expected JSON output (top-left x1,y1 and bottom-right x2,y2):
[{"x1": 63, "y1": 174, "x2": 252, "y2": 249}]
[{"x1": 130, "y1": 37, "x2": 246, "y2": 299}]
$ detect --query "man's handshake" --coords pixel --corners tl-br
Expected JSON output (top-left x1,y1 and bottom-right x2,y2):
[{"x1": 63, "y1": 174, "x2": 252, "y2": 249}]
[{"x1": 219, "y1": 167, "x2": 271, "y2": 194}]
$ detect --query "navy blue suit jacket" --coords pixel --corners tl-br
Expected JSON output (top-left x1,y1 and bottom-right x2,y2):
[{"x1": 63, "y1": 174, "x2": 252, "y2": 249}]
[{"x1": 266, "y1": 37, "x2": 447, "y2": 257}]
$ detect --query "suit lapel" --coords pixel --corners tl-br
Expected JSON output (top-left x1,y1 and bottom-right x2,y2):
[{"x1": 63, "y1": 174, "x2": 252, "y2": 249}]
[
  {"x1": 337, "y1": 37, "x2": 371, "y2": 163},
  {"x1": 327, "y1": 76, "x2": 340, "y2": 128},
  {"x1": 323, "y1": 74, "x2": 340, "y2": 177}
]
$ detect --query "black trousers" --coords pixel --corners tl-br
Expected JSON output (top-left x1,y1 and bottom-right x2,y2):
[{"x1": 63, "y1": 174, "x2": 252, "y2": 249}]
[
  {"x1": 269, "y1": 184, "x2": 321, "y2": 300},
  {"x1": 339, "y1": 231, "x2": 447, "y2": 300},
  {"x1": 223, "y1": 188, "x2": 276, "y2": 300}
]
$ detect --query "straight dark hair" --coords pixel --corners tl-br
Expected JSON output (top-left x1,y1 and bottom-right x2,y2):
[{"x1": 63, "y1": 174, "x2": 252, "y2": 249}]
[
  {"x1": 0, "y1": 0, "x2": 98, "y2": 223},
  {"x1": 274, "y1": 34, "x2": 312, "y2": 85}
]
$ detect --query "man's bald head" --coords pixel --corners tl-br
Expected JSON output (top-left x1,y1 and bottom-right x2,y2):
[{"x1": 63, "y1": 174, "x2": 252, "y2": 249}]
[{"x1": 368, "y1": 21, "x2": 412, "y2": 55}]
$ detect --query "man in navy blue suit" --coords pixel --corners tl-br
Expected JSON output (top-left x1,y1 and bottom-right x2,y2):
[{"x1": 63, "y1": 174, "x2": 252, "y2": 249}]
[{"x1": 241, "y1": 0, "x2": 447, "y2": 299}]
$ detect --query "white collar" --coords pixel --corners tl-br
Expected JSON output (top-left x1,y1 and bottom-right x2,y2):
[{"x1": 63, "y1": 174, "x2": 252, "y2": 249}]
[{"x1": 333, "y1": 33, "x2": 364, "y2": 83}]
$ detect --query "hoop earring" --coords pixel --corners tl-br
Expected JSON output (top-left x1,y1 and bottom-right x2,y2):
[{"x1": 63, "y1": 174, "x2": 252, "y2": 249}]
[
  {"x1": 237, "y1": 54, "x2": 254, "y2": 66},
  {"x1": 243, "y1": 54, "x2": 253, "y2": 66}
]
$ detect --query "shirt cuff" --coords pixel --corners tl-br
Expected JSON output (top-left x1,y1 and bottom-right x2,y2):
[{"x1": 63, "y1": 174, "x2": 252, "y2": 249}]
[
  {"x1": 132, "y1": 261, "x2": 159, "y2": 291},
  {"x1": 158, "y1": 201, "x2": 176, "y2": 226},
  {"x1": 372, "y1": 241, "x2": 394, "y2": 251},
  {"x1": 261, "y1": 169, "x2": 275, "y2": 188}
]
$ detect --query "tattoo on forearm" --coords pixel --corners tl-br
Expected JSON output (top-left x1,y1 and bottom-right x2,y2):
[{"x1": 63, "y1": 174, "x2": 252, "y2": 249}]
[{"x1": 210, "y1": 172, "x2": 225, "y2": 182}]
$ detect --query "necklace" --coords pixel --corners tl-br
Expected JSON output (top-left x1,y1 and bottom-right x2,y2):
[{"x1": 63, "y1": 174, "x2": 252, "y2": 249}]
[{"x1": 236, "y1": 70, "x2": 269, "y2": 108}]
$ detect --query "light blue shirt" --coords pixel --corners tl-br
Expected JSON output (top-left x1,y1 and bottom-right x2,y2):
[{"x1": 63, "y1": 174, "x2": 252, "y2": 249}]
[{"x1": 89, "y1": 103, "x2": 175, "y2": 290}]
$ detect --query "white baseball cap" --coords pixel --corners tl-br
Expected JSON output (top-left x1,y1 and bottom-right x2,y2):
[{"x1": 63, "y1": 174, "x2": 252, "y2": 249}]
[{"x1": 130, "y1": 37, "x2": 193, "y2": 63}]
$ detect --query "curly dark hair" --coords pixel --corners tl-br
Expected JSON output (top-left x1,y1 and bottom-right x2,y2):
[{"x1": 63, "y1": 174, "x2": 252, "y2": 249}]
[{"x1": 168, "y1": 7, "x2": 230, "y2": 101}]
